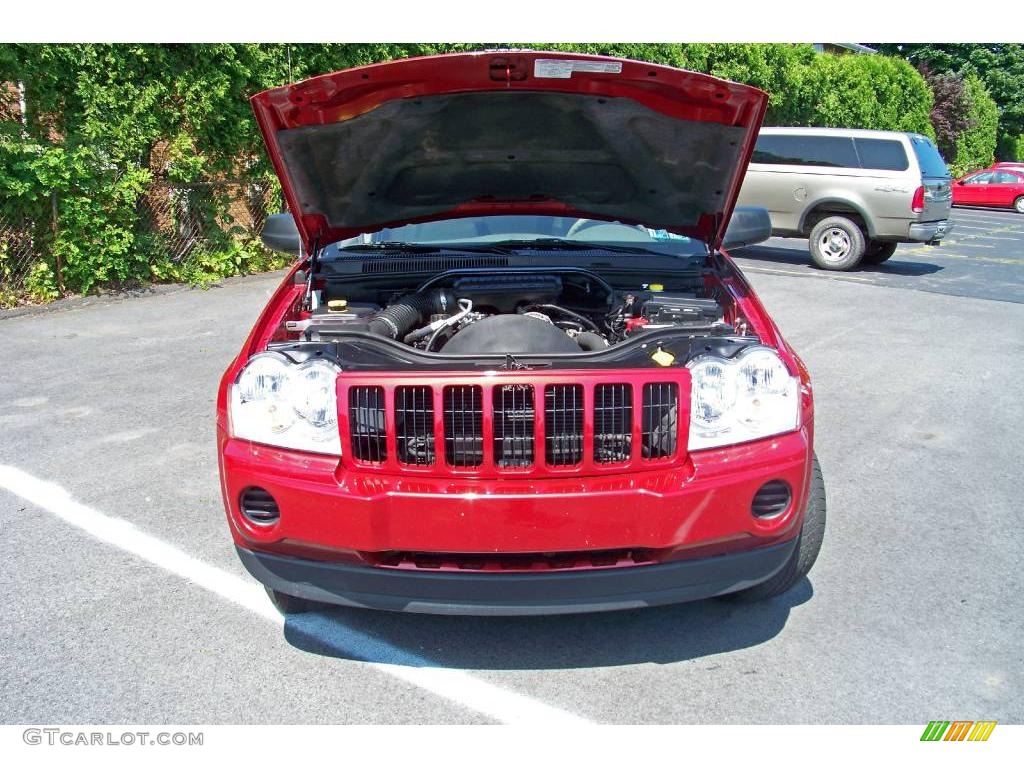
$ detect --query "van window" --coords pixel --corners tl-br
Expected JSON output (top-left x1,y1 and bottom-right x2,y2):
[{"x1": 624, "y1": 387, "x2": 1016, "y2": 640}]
[
  {"x1": 909, "y1": 136, "x2": 949, "y2": 178},
  {"x1": 853, "y1": 138, "x2": 909, "y2": 171},
  {"x1": 752, "y1": 135, "x2": 859, "y2": 168}
]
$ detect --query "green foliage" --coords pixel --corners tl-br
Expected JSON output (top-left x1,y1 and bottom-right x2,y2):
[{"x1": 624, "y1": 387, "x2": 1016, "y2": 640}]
[
  {"x1": 952, "y1": 74, "x2": 999, "y2": 176},
  {"x1": 0, "y1": 43, "x2": 938, "y2": 305},
  {"x1": 696, "y1": 44, "x2": 818, "y2": 125},
  {"x1": 793, "y1": 54, "x2": 933, "y2": 135},
  {"x1": 875, "y1": 44, "x2": 1024, "y2": 160},
  {"x1": 1007, "y1": 134, "x2": 1024, "y2": 162}
]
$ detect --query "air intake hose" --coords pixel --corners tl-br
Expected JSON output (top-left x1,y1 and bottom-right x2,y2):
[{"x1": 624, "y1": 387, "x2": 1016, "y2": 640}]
[
  {"x1": 575, "y1": 331, "x2": 609, "y2": 351},
  {"x1": 367, "y1": 289, "x2": 457, "y2": 339}
]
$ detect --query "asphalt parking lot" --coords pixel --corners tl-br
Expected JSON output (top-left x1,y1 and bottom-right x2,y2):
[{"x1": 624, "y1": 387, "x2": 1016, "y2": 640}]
[{"x1": 1, "y1": 206, "x2": 1021, "y2": 724}]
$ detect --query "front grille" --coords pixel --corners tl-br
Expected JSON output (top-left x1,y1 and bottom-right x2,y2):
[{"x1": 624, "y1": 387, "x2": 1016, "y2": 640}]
[
  {"x1": 493, "y1": 384, "x2": 535, "y2": 467},
  {"x1": 545, "y1": 384, "x2": 584, "y2": 465},
  {"x1": 593, "y1": 383, "x2": 633, "y2": 463},
  {"x1": 343, "y1": 375, "x2": 684, "y2": 474},
  {"x1": 444, "y1": 385, "x2": 484, "y2": 466},
  {"x1": 641, "y1": 382, "x2": 679, "y2": 459},
  {"x1": 395, "y1": 386, "x2": 435, "y2": 465},
  {"x1": 349, "y1": 386, "x2": 387, "y2": 462}
]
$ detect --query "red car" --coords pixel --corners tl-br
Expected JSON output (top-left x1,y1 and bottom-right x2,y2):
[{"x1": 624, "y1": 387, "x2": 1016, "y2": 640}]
[
  {"x1": 218, "y1": 51, "x2": 826, "y2": 615},
  {"x1": 953, "y1": 167, "x2": 1024, "y2": 213}
]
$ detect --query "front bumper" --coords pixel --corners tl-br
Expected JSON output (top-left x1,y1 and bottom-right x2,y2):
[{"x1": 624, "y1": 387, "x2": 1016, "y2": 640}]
[
  {"x1": 220, "y1": 427, "x2": 812, "y2": 556},
  {"x1": 908, "y1": 220, "x2": 952, "y2": 244},
  {"x1": 237, "y1": 537, "x2": 798, "y2": 615},
  {"x1": 220, "y1": 426, "x2": 813, "y2": 614}
]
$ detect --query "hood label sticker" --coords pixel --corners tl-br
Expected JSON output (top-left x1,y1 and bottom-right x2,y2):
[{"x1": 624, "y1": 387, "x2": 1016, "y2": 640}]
[{"x1": 533, "y1": 59, "x2": 623, "y2": 79}]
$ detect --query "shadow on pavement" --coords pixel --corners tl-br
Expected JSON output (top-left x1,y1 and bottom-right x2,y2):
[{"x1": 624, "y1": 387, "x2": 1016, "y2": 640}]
[
  {"x1": 733, "y1": 245, "x2": 945, "y2": 277},
  {"x1": 281, "y1": 578, "x2": 813, "y2": 670}
]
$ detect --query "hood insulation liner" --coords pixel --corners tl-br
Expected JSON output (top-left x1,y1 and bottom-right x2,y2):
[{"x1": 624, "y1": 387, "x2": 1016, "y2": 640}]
[{"x1": 275, "y1": 90, "x2": 746, "y2": 237}]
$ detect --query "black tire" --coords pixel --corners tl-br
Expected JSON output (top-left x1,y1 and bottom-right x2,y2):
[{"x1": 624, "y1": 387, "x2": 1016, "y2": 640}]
[
  {"x1": 808, "y1": 216, "x2": 866, "y2": 270},
  {"x1": 722, "y1": 455, "x2": 826, "y2": 603},
  {"x1": 1014, "y1": 196, "x2": 1024, "y2": 214},
  {"x1": 861, "y1": 240, "x2": 898, "y2": 265},
  {"x1": 265, "y1": 586, "x2": 319, "y2": 614}
]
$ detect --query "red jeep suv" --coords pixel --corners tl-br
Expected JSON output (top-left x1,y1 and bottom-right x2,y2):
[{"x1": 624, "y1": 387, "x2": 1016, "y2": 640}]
[{"x1": 217, "y1": 51, "x2": 826, "y2": 615}]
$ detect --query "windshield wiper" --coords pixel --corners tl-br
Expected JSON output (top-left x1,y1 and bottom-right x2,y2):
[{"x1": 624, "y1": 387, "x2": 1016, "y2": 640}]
[
  {"x1": 491, "y1": 238, "x2": 679, "y2": 255},
  {"x1": 338, "y1": 241, "x2": 514, "y2": 255},
  {"x1": 338, "y1": 238, "x2": 698, "y2": 258}
]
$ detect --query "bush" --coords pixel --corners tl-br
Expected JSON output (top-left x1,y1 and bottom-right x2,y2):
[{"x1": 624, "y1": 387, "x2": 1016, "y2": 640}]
[
  {"x1": 792, "y1": 53, "x2": 933, "y2": 135},
  {"x1": 953, "y1": 74, "x2": 1000, "y2": 175},
  {"x1": 695, "y1": 44, "x2": 818, "y2": 125}
]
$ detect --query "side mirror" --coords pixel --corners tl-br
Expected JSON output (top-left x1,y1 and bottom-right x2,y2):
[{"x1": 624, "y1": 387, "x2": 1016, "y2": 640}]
[
  {"x1": 260, "y1": 213, "x2": 303, "y2": 256},
  {"x1": 721, "y1": 206, "x2": 772, "y2": 250},
  {"x1": 956, "y1": 179, "x2": 965, "y2": 185}
]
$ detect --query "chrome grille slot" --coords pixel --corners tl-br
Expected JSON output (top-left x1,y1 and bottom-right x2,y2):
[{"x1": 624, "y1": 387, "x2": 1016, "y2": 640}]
[
  {"x1": 395, "y1": 385, "x2": 435, "y2": 466},
  {"x1": 493, "y1": 384, "x2": 535, "y2": 467},
  {"x1": 641, "y1": 382, "x2": 679, "y2": 459},
  {"x1": 348, "y1": 386, "x2": 387, "y2": 462},
  {"x1": 545, "y1": 384, "x2": 584, "y2": 466},
  {"x1": 444, "y1": 385, "x2": 484, "y2": 466},
  {"x1": 593, "y1": 383, "x2": 633, "y2": 463}
]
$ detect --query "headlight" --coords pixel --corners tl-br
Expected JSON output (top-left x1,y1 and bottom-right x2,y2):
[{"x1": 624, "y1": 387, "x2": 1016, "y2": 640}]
[
  {"x1": 687, "y1": 346, "x2": 799, "y2": 450},
  {"x1": 229, "y1": 352, "x2": 342, "y2": 455}
]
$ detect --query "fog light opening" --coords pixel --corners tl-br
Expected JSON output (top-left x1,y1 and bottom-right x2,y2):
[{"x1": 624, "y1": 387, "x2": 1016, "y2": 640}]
[
  {"x1": 240, "y1": 487, "x2": 280, "y2": 526},
  {"x1": 751, "y1": 480, "x2": 791, "y2": 519}
]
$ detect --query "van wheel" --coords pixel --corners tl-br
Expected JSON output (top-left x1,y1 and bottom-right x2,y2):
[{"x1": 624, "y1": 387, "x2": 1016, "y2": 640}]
[
  {"x1": 721, "y1": 455, "x2": 827, "y2": 603},
  {"x1": 809, "y1": 216, "x2": 866, "y2": 270},
  {"x1": 1014, "y1": 196, "x2": 1024, "y2": 214},
  {"x1": 862, "y1": 240, "x2": 898, "y2": 264}
]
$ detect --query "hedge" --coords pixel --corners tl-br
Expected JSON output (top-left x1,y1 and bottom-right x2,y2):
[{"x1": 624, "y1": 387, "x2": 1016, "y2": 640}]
[
  {"x1": 0, "y1": 44, "x2": 937, "y2": 305},
  {"x1": 952, "y1": 73, "x2": 1000, "y2": 177}
]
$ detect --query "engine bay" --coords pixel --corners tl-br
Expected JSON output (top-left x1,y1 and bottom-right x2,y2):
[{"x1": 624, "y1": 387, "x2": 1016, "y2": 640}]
[{"x1": 282, "y1": 266, "x2": 744, "y2": 358}]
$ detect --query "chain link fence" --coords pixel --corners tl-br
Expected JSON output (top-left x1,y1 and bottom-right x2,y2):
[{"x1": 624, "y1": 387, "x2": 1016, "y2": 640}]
[
  {"x1": 138, "y1": 180, "x2": 276, "y2": 264},
  {"x1": 0, "y1": 210, "x2": 44, "y2": 305},
  {"x1": 1, "y1": 180, "x2": 281, "y2": 308}
]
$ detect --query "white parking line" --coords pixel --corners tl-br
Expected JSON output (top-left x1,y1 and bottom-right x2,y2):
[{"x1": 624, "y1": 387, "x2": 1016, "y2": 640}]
[
  {"x1": 738, "y1": 266, "x2": 873, "y2": 282},
  {"x1": 951, "y1": 215, "x2": 1023, "y2": 226},
  {"x1": 957, "y1": 234, "x2": 1021, "y2": 241},
  {"x1": 0, "y1": 464, "x2": 591, "y2": 727}
]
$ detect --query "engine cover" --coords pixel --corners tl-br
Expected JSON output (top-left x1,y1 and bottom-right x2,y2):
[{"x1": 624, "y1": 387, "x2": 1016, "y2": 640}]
[{"x1": 442, "y1": 314, "x2": 581, "y2": 354}]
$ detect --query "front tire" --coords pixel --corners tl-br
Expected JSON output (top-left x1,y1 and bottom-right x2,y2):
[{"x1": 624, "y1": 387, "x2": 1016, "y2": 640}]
[
  {"x1": 861, "y1": 240, "x2": 898, "y2": 265},
  {"x1": 722, "y1": 455, "x2": 826, "y2": 603},
  {"x1": 809, "y1": 216, "x2": 866, "y2": 270},
  {"x1": 1014, "y1": 196, "x2": 1024, "y2": 214},
  {"x1": 265, "y1": 587, "x2": 319, "y2": 614}
]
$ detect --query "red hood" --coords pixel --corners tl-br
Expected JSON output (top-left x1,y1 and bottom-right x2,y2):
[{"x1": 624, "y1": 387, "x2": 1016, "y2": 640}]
[{"x1": 250, "y1": 51, "x2": 768, "y2": 254}]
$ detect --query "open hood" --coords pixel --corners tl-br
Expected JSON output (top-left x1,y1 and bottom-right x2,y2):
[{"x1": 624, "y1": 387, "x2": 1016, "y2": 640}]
[{"x1": 250, "y1": 51, "x2": 769, "y2": 254}]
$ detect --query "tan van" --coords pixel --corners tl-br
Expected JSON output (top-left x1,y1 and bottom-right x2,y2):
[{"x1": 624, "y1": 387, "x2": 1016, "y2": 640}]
[{"x1": 737, "y1": 127, "x2": 953, "y2": 270}]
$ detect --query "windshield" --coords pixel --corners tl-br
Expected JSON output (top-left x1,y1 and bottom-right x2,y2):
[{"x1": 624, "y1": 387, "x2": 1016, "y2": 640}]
[{"x1": 331, "y1": 215, "x2": 700, "y2": 254}]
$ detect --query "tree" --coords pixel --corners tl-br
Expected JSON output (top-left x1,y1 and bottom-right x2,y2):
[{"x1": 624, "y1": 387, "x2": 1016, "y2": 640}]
[
  {"x1": 874, "y1": 44, "x2": 1024, "y2": 159},
  {"x1": 919, "y1": 65, "x2": 972, "y2": 162}
]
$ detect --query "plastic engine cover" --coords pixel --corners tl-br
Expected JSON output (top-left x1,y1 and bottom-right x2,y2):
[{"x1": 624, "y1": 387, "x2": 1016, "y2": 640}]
[{"x1": 441, "y1": 314, "x2": 581, "y2": 354}]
